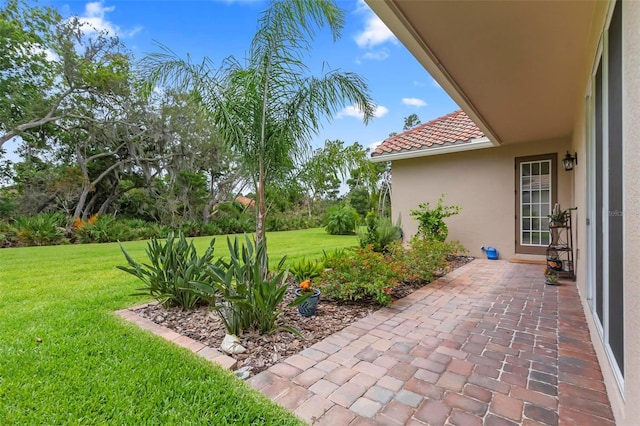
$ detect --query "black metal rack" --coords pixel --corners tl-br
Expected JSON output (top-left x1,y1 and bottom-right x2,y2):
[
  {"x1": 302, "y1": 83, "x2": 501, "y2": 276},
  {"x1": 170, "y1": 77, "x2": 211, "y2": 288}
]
[{"x1": 546, "y1": 209, "x2": 576, "y2": 281}]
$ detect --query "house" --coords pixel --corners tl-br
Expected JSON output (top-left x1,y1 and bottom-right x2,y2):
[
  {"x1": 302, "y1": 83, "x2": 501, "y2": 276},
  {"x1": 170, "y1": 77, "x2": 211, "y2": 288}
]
[
  {"x1": 234, "y1": 196, "x2": 256, "y2": 209},
  {"x1": 371, "y1": 109, "x2": 574, "y2": 261},
  {"x1": 367, "y1": 0, "x2": 637, "y2": 424}
]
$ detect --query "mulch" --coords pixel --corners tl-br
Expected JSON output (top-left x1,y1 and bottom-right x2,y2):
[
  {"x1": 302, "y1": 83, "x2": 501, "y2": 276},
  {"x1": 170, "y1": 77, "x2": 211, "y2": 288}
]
[{"x1": 133, "y1": 255, "x2": 473, "y2": 375}]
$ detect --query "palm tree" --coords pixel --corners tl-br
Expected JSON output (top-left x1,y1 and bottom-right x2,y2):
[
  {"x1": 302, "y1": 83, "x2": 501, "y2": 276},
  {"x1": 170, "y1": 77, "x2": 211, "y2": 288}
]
[{"x1": 141, "y1": 0, "x2": 375, "y2": 276}]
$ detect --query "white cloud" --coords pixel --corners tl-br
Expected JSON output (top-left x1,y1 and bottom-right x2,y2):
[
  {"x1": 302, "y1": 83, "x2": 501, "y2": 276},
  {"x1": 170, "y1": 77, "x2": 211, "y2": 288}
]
[
  {"x1": 413, "y1": 80, "x2": 426, "y2": 87},
  {"x1": 354, "y1": 14, "x2": 396, "y2": 49},
  {"x1": 361, "y1": 49, "x2": 389, "y2": 61},
  {"x1": 86, "y1": 1, "x2": 112, "y2": 17},
  {"x1": 28, "y1": 45, "x2": 59, "y2": 62},
  {"x1": 367, "y1": 140, "x2": 383, "y2": 152},
  {"x1": 44, "y1": 48, "x2": 59, "y2": 62},
  {"x1": 337, "y1": 104, "x2": 389, "y2": 120},
  {"x1": 337, "y1": 105, "x2": 365, "y2": 119},
  {"x1": 373, "y1": 105, "x2": 389, "y2": 118},
  {"x1": 402, "y1": 97, "x2": 427, "y2": 108},
  {"x1": 355, "y1": 0, "x2": 370, "y2": 13},
  {"x1": 77, "y1": 2, "x2": 142, "y2": 38}
]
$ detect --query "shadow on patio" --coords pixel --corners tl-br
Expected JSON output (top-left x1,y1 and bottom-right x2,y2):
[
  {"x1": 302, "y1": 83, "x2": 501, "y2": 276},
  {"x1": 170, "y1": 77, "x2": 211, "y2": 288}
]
[{"x1": 248, "y1": 259, "x2": 615, "y2": 425}]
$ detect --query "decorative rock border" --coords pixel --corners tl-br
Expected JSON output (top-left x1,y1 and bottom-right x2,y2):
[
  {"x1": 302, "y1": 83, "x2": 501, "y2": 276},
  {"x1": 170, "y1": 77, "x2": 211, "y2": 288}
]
[{"x1": 116, "y1": 303, "x2": 237, "y2": 370}]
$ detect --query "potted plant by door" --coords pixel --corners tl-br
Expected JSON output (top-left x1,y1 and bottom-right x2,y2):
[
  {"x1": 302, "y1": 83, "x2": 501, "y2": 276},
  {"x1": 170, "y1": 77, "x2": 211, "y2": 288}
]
[
  {"x1": 548, "y1": 203, "x2": 567, "y2": 246},
  {"x1": 544, "y1": 267, "x2": 559, "y2": 285},
  {"x1": 548, "y1": 203, "x2": 568, "y2": 227},
  {"x1": 294, "y1": 279, "x2": 321, "y2": 317}
]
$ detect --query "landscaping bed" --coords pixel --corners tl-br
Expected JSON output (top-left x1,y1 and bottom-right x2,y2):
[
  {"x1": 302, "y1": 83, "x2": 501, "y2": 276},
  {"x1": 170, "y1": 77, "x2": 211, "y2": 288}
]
[{"x1": 133, "y1": 255, "x2": 473, "y2": 375}]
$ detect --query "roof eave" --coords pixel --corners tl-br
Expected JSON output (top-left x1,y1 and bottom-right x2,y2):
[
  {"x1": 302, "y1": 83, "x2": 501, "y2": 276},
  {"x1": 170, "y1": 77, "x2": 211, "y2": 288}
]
[
  {"x1": 365, "y1": 0, "x2": 502, "y2": 146},
  {"x1": 370, "y1": 137, "x2": 493, "y2": 163}
]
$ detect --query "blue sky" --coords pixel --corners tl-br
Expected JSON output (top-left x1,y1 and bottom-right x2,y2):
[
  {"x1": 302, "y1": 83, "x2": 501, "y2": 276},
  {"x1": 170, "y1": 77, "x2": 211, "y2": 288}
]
[{"x1": 25, "y1": 0, "x2": 459, "y2": 155}]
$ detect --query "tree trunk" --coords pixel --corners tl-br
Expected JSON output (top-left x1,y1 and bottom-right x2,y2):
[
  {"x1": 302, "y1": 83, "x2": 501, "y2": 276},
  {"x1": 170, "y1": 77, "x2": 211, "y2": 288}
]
[
  {"x1": 256, "y1": 161, "x2": 268, "y2": 279},
  {"x1": 306, "y1": 193, "x2": 313, "y2": 217},
  {"x1": 74, "y1": 186, "x2": 91, "y2": 220},
  {"x1": 83, "y1": 193, "x2": 99, "y2": 220},
  {"x1": 74, "y1": 143, "x2": 90, "y2": 220},
  {"x1": 98, "y1": 193, "x2": 117, "y2": 215},
  {"x1": 203, "y1": 199, "x2": 218, "y2": 223},
  {"x1": 101, "y1": 175, "x2": 121, "y2": 215}
]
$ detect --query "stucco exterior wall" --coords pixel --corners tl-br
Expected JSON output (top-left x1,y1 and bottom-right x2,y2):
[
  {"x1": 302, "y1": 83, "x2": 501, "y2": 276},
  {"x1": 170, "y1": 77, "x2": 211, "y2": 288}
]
[
  {"x1": 390, "y1": 138, "x2": 571, "y2": 259},
  {"x1": 621, "y1": 1, "x2": 640, "y2": 423},
  {"x1": 570, "y1": 100, "x2": 588, "y2": 306},
  {"x1": 564, "y1": 2, "x2": 640, "y2": 423}
]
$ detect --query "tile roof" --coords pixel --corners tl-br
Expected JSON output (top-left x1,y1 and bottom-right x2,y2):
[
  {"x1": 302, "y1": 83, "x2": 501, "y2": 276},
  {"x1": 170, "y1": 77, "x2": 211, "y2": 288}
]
[
  {"x1": 235, "y1": 196, "x2": 255, "y2": 208},
  {"x1": 371, "y1": 110, "x2": 485, "y2": 158}
]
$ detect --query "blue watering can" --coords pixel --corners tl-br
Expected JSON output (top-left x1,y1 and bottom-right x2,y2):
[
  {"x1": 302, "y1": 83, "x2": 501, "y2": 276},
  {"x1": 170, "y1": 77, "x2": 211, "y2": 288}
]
[{"x1": 481, "y1": 246, "x2": 499, "y2": 260}]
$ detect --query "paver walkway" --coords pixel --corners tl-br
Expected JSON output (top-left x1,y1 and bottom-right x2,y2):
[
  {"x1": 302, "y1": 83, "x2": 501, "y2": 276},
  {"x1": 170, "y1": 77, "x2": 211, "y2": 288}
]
[{"x1": 247, "y1": 259, "x2": 615, "y2": 425}]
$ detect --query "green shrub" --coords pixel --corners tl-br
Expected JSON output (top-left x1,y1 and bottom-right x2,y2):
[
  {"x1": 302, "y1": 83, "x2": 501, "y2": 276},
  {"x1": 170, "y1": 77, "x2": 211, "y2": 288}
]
[
  {"x1": 266, "y1": 214, "x2": 320, "y2": 232},
  {"x1": 75, "y1": 216, "x2": 167, "y2": 243},
  {"x1": 358, "y1": 212, "x2": 402, "y2": 252},
  {"x1": 319, "y1": 246, "x2": 404, "y2": 306},
  {"x1": 358, "y1": 212, "x2": 379, "y2": 248},
  {"x1": 98, "y1": 218, "x2": 168, "y2": 241},
  {"x1": 116, "y1": 218, "x2": 159, "y2": 240},
  {"x1": 211, "y1": 201, "x2": 255, "y2": 235},
  {"x1": 200, "y1": 222, "x2": 220, "y2": 236},
  {"x1": 266, "y1": 215, "x2": 290, "y2": 232},
  {"x1": 134, "y1": 222, "x2": 165, "y2": 240},
  {"x1": 0, "y1": 195, "x2": 17, "y2": 219},
  {"x1": 377, "y1": 217, "x2": 403, "y2": 250},
  {"x1": 319, "y1": 236, "x2": 467, "y2": 306},
  {"x1": 117, "y1": 231, "x2": 218, "y2": 310},
  {"x1": 215, "y1": 216, "x2": 255, "y2": 235},
  {"x1": 122, "y1": 218, "x2": 149, "y2": 229},
  {"x1": 410, "y1": 194, "x2": 461, "y2": 241},
  {"x1": 179, "y1": 220, "x2": 203, "y2": 237},
  {"x1": 348, "y1": 187, "x2": 371, "y2": 218},
  {"x1": 112, "y1": 221, "x2": 137, "y2": 241},
  {"x1": 319, "y1": 248, "x2": 342, "y2": 270},
  {"x1": 289, "y1": 257, "x2": 324, "y2": 282},
  {"x1": 14, "y1": 213, "x2": 68, "y2": 246},
  {"x1": 217, "y1": 201, "x2": 247, "y2": 216},
  {"x1": 325, "y1": 205, "x2": 358, "y2": 235},
  {"x1": 391, "y1": 238, "x2": 467, "y2": 283},
  {"x1": 190, "y1": 235, "x2": 296, "y2": 336},
  {"x1": 322, "y1": 247, "x2": 346, "y2": 266},
  {"x1": 0, "y1": 220, "x2": 18, "y2": 248},
  {"x1": 75, "y1": 215, "x2": 119, "y2": 243}
]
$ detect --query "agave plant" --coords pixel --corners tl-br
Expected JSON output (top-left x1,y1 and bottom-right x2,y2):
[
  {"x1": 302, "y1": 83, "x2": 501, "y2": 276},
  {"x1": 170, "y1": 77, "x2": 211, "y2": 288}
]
[
  {"x1": 117, "y1": 231, "x2": 218, "y2": 310},
  {"x1": 190, "y1": 234, "x2": 299, "y2": 336}
]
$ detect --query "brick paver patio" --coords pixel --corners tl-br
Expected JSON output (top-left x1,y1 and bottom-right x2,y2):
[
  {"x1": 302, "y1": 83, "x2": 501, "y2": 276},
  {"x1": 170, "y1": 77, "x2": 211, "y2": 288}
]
[{"x1": 247, "y1": 259, "x2": 615, "y2": 425}]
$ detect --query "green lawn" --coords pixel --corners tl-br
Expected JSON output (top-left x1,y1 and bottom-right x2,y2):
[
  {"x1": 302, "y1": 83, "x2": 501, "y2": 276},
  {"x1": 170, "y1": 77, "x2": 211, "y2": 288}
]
[{"x1": 0, "y1": 228, "x2": 357, "y2": 425}]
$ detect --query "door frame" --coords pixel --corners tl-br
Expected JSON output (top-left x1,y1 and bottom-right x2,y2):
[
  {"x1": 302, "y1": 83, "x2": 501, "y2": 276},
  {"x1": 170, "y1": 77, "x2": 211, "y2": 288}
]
[{"x1": 514, "y1": 153, "x2": 558, "y2": 255}]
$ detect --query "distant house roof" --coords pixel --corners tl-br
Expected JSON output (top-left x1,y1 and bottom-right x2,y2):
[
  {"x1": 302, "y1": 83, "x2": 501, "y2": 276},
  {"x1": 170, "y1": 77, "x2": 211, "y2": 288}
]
[
  {"x1": 235, "y1": 196, "x2": 255, "y2": 208},
  {"x1": 371, "y1": 110, "x2": 491, "y2": 162}
]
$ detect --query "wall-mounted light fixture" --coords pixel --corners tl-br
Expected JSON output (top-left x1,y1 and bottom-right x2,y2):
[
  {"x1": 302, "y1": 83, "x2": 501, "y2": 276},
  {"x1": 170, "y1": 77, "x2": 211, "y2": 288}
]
[{"x1": 562, "y1": 151, "x2": 578, "y2": 171}]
